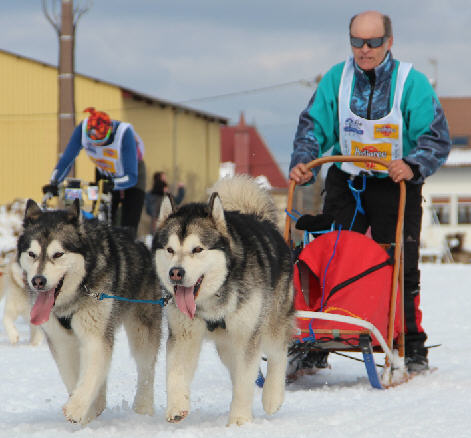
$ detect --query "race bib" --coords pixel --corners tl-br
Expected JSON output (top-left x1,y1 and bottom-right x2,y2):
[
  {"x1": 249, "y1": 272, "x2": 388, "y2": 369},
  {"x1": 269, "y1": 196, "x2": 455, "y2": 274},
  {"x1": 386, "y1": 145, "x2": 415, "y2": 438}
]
[{"x1": 350, "y1": 141, "x2": 391, "y2": 170}]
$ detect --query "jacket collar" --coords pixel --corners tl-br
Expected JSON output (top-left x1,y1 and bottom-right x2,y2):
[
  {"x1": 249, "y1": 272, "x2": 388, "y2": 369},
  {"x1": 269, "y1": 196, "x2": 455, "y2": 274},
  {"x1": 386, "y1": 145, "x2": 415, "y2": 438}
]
[{"x1": 353, "y1": 51, "x2": 395, "y2": 85}]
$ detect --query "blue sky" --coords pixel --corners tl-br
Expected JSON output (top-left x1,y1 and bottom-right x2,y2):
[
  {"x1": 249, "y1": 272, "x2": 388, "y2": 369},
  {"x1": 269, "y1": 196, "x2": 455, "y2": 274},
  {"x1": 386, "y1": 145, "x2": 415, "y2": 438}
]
[{"x1": 2, "y1": 0, "x2": 470, "y2": 173}]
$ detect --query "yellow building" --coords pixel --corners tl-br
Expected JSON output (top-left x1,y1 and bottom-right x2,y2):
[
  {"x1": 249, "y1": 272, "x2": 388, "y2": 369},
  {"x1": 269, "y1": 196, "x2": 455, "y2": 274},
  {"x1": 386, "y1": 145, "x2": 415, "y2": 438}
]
[{"x1": 0, "y1": 48, "x2": 227, "y2": 210}]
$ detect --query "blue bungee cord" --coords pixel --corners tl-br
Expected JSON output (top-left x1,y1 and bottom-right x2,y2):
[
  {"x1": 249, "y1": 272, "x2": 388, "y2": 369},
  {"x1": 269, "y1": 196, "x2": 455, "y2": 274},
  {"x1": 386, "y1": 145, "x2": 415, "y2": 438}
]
[{"x1": 347, "y1": 174, "x2": 366, "y2": 230}]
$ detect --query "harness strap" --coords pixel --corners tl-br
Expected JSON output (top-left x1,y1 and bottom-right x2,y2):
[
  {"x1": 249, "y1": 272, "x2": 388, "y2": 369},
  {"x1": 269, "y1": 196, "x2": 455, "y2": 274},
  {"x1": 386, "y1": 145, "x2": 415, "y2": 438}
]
[
  {"x1": 98, "y1": 292, "x2": 169, "y2": 307},
  {"x1": 206, "y1": 319, "x2": 226, "y2": 331},
  {"x1": 58, "y1": 316, "x2": 73, "y2": 330}
]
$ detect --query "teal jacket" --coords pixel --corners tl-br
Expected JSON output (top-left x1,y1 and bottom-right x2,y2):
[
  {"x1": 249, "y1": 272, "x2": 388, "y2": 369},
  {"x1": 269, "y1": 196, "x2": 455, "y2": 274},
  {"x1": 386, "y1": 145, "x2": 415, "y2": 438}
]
[{"x1": 290, "y1": 52, "x2": 451, "y2": 184}]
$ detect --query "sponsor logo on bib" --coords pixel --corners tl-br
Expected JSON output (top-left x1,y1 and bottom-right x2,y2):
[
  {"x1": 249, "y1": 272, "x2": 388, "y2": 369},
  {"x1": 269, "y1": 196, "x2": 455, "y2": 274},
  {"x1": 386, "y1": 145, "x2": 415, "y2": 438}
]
[
  {"x1": 374, "y1": 124, "x2": 399, "y2": 139},
  {"x1": 344, "y1": 117, "x2": 363, "y2": 135},
  {"x1": 351, "y1": 141, "x2": 391, "y2": 170}
]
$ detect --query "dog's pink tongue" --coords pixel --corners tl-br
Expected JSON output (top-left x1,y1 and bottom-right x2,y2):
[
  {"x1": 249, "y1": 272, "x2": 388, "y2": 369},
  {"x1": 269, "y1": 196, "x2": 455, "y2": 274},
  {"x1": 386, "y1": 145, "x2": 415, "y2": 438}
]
[
  {"x1": 30, "y1": 289, "x2": 55, "y2": 325},
  {"x1": 174, "y1": 285, "x2": 196, "y2": 319}
]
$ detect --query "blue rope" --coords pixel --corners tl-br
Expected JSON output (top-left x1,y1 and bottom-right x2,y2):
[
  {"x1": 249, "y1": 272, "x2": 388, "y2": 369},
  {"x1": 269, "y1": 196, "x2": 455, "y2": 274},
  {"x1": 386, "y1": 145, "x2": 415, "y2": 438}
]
[
  {"x1": 98, "y1": 293, "x2": 167, "y2": 307},
  {"x1": 303, "y1": 230, "x2": 310, "y2": 246},
  {"x1": 320, "y1": 227, "x2": 342, "y2": 311},
  {"x1": 285, "y1": 208, "x2": 300, "y2": 222},
  {"x1": 347, "y1": 175, "x2": 366, "y2": 230},
  {"x1": 303, "y1": 223, "x2": 337, "y2": 245}
]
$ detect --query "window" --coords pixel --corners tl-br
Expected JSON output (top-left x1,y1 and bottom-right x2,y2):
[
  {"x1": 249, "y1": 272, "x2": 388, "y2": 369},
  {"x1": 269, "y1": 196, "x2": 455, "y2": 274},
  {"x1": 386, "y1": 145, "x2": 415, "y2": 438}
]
[
  {"x1": 458, "y1": 197, "x2": 471, "y2": 224},
  {"x1": 431, "y1": 196, "x2": 450, "y2": 224},
  {"x1": 451, "y1": 136, "x2": 470, "y2": 147}
]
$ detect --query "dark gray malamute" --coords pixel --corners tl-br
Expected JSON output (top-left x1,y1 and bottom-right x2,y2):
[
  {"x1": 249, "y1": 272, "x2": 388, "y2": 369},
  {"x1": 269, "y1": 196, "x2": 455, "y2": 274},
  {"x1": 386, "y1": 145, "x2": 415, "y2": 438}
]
[
  {"x1": 153, "y1": 175, "x2": 294, "y2": 426},
  {"x1": 17, "y1": 199, "x2": 162, "y2": 425}
]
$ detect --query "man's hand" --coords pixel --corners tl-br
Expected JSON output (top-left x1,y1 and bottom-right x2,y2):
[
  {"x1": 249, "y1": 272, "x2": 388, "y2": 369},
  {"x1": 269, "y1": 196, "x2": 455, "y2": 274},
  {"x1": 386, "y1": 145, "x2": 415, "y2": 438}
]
[
  {"x1": 388, "y1": 159, "x2": 413, "y2": 183},
  {"x1": 102, "y1": 180, "x2": 114, "y2": 194},
  {"x1": 42, "y1": 183, "x2": 59, "y2": 196},
  {"x1": 289, "y1": 163, "x2": 314, "y2": 185}
]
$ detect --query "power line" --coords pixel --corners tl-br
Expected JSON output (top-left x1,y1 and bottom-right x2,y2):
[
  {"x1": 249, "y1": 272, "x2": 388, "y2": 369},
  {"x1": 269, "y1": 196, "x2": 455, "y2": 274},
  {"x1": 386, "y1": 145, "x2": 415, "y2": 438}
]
[{"x1": 179, "y1": 76, "x2": 322, "y2": 104}]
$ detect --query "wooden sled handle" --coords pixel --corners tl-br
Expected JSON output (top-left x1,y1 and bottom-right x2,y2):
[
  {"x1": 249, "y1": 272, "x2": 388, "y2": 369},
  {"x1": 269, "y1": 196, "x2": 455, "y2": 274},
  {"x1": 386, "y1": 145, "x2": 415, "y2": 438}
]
[{"x1": 284, "y1": 156, "x2": 406, "y2": 362}]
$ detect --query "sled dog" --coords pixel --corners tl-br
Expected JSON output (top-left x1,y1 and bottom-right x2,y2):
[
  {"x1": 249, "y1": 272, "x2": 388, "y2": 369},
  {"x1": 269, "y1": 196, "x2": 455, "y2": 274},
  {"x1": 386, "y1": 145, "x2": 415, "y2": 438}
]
[
  {"x1": 1, "y1": 257, "x2": 43, "y2": 345},
  {"x1": 154, "y1": 175, "x2": 294, "y2": 426},
  {"x1": 17, "y1": 199, "x2": 162, "y2": 425}
]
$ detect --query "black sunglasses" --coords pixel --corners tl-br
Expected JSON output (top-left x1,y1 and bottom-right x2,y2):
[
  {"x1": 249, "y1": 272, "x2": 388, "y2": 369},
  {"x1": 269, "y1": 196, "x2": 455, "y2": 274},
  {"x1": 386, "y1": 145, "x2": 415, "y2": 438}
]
[{"x1": 350, "y1": 35, "x2": 387, "y2": 49}]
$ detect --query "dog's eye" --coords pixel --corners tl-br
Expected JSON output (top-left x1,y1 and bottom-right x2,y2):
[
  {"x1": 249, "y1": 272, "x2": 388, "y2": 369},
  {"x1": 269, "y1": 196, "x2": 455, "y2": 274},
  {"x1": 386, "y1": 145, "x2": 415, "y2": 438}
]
[
  {"x1": 28, "y1": 251, "x2": 36, "y2": 259},
  {"x1": 53, "y1": 252, "x2": 64, "y2": 259},
  {"x1": 192, "y1": 247, "x2": 203, "y2": 254},
  {"x1": 167, "y1": 247, "x2": 174, "y2": 255}
]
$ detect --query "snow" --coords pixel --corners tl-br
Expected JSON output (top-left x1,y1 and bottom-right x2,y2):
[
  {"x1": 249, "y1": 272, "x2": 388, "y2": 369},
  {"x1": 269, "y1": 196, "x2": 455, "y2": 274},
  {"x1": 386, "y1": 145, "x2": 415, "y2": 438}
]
[{"x1": 1, "y1": 206, "x2": 471, "y2": 437}]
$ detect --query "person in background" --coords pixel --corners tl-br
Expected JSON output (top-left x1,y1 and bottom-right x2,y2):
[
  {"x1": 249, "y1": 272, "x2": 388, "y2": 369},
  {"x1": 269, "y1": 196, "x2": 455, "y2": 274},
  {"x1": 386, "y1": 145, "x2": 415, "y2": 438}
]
[
  {"x1": 288, "y1": 10, "x2": 451, "y2": 380},
  {"x1": 42, "y1": 107, "x2": 146, "y2": 237},
  {"x1": 145, "y1": 171, "x2": 185, "y2": 234}
]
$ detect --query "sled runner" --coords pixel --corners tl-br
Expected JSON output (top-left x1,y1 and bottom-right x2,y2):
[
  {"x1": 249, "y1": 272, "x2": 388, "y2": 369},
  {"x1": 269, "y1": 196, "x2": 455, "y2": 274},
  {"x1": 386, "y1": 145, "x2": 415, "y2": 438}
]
[{"x1": 285, "y1": 156, "x2": 408, "y2": 388}]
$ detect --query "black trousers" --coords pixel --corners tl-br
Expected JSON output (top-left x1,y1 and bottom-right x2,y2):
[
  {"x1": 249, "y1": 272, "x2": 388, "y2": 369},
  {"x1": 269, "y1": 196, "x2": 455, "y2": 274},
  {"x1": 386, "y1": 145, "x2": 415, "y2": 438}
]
[
  {"x1": 95, "y1": 170, "x2": 145, "y2": 237},
  {"x1": 111, "y1": 187, "x2": 145, "y2": 237},
  {"x1": 323, "y1": 165, "x2": 427, "y2": 354}
]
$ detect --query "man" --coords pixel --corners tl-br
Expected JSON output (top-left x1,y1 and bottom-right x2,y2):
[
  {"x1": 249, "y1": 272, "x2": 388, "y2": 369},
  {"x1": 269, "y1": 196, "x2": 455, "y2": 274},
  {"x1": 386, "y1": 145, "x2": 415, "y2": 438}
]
[
  {"x1": 289, "y1": 11, "x2": 451, "y2": 379},
  {"x1": 43, "y1": 107, "x2": 146, "y2": 237}
]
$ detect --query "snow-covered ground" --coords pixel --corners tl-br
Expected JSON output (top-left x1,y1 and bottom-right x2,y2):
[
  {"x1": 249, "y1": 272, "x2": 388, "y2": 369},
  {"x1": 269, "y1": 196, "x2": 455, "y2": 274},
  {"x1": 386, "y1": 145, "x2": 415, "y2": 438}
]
[
  {"x1": 1, "y1": 263, "x2": 470, "y2": 438},
  {"x1": 1, "y1": 203, "x2": 470, "y2": 437}
]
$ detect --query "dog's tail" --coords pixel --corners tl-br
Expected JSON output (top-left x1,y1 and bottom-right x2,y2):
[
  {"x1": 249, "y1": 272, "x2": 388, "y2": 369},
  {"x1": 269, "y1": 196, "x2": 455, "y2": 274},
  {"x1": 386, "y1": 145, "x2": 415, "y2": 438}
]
[{"x1": 209, "y1": 175, "x2": 279, "y2": 225}]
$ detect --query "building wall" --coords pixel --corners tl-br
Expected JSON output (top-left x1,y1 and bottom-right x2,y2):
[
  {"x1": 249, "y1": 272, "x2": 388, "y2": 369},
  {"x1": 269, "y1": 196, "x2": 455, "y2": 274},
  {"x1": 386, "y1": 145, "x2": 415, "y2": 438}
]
[
  {"x1": 122, "y1": 100, "x2": 221, "y2": 201},
  {"x1": 0, "y1": 52, "x2": 58, "y2": 204},
  {"x1": 0, "y1": 51, "x2": 223, "y2": 212},
  {"x1": 422, "y1": 167, "x2": 471, "y2": 250}
]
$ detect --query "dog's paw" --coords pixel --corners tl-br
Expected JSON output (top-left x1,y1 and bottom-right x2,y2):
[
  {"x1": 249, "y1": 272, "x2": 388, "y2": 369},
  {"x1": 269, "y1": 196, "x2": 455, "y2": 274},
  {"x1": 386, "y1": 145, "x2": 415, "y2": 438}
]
[
  {"x1": 93, "y1": 393, "x2": 106, "y2": 418},
  {"x1": 133, "y1": 400, "x2": 154, "y2": 416},
  {"x1": 262, "y1": 385, "x2": 284, "y2": 415},
  {"x1": 5, "y1": 326, "x2": 19, "y2": 344},
  {"x1": 63, "y1": 397, "x2": 93, "y2": 425},
  {"x1": 166, "y1": 409, "x2": 188, "y2": 423},
  {"x1": 7, "y1": 333, "x2": 19, "y2": 345},
  {"x1": 227, "y1": 413, "x2": 252, "y2": 426},
  {"x1": 262, "y1": 394, "x2": 283, "y2": 415},
  {"x1": 29, "y1": 329, "x2": 43, "y2": 346}
]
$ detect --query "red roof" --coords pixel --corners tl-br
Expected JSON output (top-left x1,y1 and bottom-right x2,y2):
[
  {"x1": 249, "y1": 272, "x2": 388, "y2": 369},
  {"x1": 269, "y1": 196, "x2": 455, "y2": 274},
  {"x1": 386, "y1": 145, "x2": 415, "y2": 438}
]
[{"x1": 221, "y1": 113, "x2": 288, "y2": 189}]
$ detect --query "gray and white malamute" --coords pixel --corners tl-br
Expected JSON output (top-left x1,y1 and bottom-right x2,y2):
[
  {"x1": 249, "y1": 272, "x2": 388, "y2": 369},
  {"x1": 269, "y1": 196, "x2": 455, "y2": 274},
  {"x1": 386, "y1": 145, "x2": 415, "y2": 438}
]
[
  {"x1": 17, "y1": 200, "x2": 162, "y2": 425},
  {"x1": 153, "y1": 175, "x2": 294, "y2": 426}
]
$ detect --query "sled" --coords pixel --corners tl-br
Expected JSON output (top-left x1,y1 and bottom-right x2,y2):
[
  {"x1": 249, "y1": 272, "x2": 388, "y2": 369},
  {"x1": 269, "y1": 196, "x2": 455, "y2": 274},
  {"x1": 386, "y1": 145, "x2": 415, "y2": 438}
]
[
  {"x1": 41, "y1": 178, "x2": 112, "y2": 224},
  {"x1": 285, "y1": 156, "x2": 408, "y2": 389}
]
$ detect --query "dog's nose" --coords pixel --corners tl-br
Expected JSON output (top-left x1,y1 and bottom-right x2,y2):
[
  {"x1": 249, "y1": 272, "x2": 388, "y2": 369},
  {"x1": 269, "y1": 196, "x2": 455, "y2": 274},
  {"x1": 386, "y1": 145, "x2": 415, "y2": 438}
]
[
  {"x1": 31, "y1": 275, "x2": 47, "y2": 290},
  {"x1": 169, "y1": 267, "x2": 185, "y2": 283}
]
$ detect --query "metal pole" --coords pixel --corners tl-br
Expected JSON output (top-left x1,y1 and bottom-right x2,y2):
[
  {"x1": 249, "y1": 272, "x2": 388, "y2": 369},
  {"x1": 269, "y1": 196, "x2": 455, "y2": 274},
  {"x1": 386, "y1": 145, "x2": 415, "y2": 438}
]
[{"x1": 58, "y1": 0, "x2": 76, "y2": 175}]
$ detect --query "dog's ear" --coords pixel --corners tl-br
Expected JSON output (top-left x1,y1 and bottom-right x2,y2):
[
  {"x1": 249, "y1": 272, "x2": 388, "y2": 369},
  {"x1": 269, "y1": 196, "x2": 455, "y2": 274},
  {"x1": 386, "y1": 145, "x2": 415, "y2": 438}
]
[
  {"x1": 208, "y1": 192, "x2": 227, "y2": 233},
  {"x1": 24, "y1": 199, "x2": 42, "y2": 226},
  {"x1": 157, "y1": 194, "x2": 176, "y2": 229},
  {"x1": 66, "y1": 198, "x2": 82, "y2": 225}
]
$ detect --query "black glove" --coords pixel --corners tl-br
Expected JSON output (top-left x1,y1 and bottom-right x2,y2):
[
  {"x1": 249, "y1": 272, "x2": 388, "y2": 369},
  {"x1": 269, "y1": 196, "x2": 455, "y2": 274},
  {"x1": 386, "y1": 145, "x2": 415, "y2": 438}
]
[
  {"x1": 102, "y1": 179, "x2": 114, "y2": 194},
  {"x1": 42, "y1": 183, "x2": 59, "y2": 196},
  {"x1": 295, "y1": 213, "x2": 334, "y2": 233}
]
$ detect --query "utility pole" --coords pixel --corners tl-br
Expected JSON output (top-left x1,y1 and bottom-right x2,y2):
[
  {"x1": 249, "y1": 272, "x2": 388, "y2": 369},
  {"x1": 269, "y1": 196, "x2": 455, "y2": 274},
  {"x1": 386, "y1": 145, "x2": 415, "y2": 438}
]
[
  {"x1": 42, "y1": 0, "x2": 91, "y2": 174},
  {"x1": 429, "y1": 58, "x2": 438, "y2": 91}
]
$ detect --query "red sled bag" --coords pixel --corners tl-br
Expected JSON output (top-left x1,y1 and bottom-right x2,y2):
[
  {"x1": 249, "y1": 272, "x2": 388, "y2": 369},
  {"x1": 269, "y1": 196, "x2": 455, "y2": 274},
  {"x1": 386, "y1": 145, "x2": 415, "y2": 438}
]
[{"x1": 293, "y1": 230, "x2": 401, "y2": 347}]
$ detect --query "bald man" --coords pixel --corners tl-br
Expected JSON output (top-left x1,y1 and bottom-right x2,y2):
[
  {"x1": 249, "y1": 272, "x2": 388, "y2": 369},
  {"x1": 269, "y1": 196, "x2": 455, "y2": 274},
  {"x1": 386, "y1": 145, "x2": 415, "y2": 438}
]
[{"x1": 287, "y1": 11, "x2": 451, "y2": 381}]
